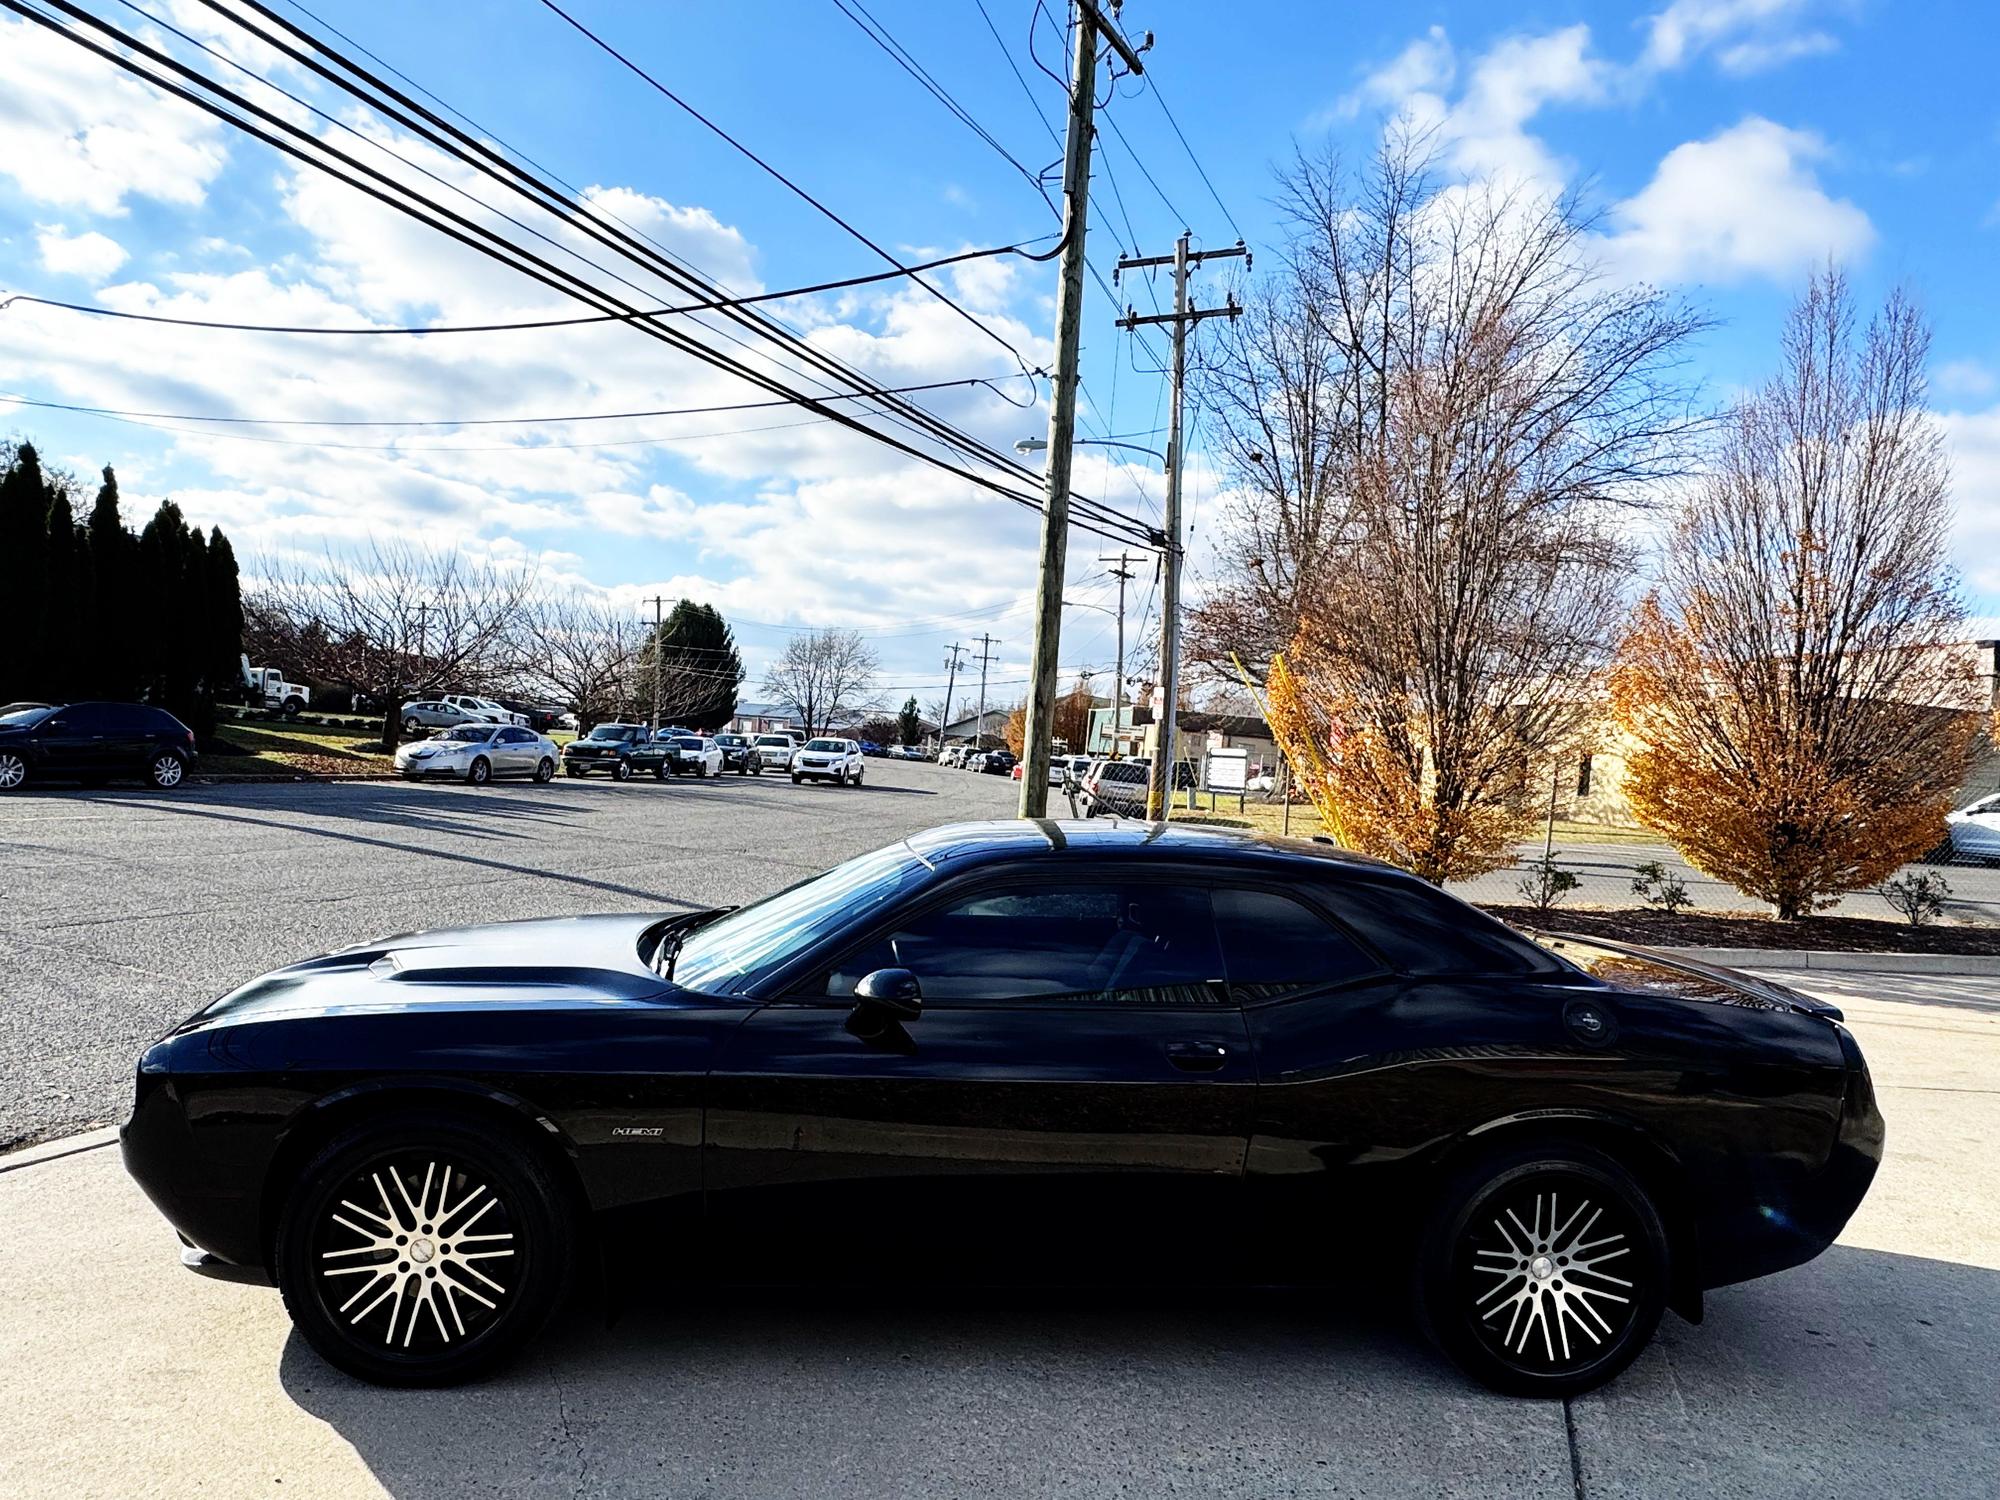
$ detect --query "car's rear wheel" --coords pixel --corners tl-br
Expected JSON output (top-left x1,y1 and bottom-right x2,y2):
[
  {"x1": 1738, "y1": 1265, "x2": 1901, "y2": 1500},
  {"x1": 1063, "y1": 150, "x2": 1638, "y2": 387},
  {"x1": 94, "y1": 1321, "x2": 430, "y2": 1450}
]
[
  {"x1": 148, "y1": 751, "x2": 186, "y2": 789},
  {"x1": 534, "y1": 758, "x2": 555, "y2": 783},
  {"x1": 1417, "y1": 1146, "x2": 1667, "y2": 1398},
  {"x1": 403, "y1": 717, "x2": 423, "y2": 738},
  {"x1": 0, "y1": 752, "x2": 26, "y2": 791},
  {"x1": 276, "y1": 1113, "x2": 574, "y2": 1387}
]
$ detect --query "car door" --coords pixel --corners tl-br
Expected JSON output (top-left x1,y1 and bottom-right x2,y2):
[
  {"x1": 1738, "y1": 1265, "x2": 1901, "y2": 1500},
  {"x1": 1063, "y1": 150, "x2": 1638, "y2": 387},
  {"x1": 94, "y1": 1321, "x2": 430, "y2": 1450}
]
[
  {"x1": 703, "y1": 872, "x2": 1255, "y2": 1276},
  {"x1": 30, "y1": 703, "x2": 103, "y2": 774},
  {"x1": 495, "y1": 726, "x2": 536, "y2": 774}
]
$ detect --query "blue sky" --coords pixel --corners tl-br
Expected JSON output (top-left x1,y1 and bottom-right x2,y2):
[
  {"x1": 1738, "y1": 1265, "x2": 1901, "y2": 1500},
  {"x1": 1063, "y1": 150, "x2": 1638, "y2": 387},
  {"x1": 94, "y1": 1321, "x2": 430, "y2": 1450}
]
[{"x1": 4, "y1": 0, "x2": 1998, "y2": 701}]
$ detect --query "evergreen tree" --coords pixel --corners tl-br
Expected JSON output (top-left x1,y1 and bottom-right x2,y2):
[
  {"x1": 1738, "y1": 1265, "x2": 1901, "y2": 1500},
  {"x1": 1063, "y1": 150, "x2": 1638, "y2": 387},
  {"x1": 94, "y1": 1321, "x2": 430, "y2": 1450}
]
[
  {"x1": 0, "y1": 444, "x2": 50, "y2": 701},
  {"x1": 205, "y1": 527, "x2": 244, "y2": 702},
  {"x1": 898, "y1": 695, "x2": 922, "y2": 745},
  {"x1": 637, "y1": 600, "x2": 743, "y2": 729},
  {"x1": 41, "y1": 487, "x2": 82, "y2": 700},
  {"x1": 136, "y1": 501, "x2": 190, "y2": 711},
  {"x1": 86, "y1": 467, "x2": 134, "y2": 698}
]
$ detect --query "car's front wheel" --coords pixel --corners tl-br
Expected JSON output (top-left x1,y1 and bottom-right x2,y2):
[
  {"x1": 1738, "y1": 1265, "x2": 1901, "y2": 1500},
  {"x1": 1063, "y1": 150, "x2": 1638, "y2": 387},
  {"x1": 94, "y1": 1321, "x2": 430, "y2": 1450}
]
[
  {"x1": 403, "y1": 717, "x2": 423, "y2": 738},
  {"x1": 275, "y1": 1112, "x2": 575, "y2": 1387},
  {"x1": 0, "y1": 751, "x2": 27, "y2": 791},
  {"x1": 612, "y1": 760, "x2": 633, "y2": 782},
  {"x1": 564, "y1": 764, "x2": 584, "y2": 778},
  {"x1": 1417, "y1": 1145, "x2": 1667, "y2": 1398},
  {"x1": 148, "y1": 751, "x2": 186, "y2": 789}
]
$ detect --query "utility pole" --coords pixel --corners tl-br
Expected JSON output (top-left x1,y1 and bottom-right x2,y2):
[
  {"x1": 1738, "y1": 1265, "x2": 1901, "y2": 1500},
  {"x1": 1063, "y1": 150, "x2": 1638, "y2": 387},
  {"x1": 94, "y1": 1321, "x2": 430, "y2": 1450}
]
[
  {"x1": 1016, "y1": 0, "x2": 1149, "y2": 819},
  {"x1": 643, "y1": 594, "x2": 665, "y2": 732},
  {"x1": 939, "y1": 642, "x2": 965, "y2": 753},
  {"x1": 1098, "y1": 551, "x2": 1136, "y2": 757},
  {"x1": 413, "y1": 600, "x2": 433, "y2": 663},
  {"x1": 972, "y1": 633, "x2": 1000, "y2": 753},
  {"x1": 1117, "y1": 232, "x2": 1247, "y2": 818}
]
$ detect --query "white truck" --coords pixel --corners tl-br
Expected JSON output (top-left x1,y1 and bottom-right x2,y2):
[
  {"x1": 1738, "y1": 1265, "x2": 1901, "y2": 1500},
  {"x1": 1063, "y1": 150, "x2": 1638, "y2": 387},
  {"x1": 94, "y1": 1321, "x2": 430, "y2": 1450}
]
[{"x1": 240, "y1": 655, "x2": 311, "y2": 716}]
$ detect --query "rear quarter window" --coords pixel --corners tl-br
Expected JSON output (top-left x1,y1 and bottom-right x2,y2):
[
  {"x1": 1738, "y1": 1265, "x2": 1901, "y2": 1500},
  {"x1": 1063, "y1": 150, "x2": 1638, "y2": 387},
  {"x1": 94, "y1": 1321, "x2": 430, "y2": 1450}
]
[{"x1": 1313, "y1": 876, "x2": 1563, "y2": 977}]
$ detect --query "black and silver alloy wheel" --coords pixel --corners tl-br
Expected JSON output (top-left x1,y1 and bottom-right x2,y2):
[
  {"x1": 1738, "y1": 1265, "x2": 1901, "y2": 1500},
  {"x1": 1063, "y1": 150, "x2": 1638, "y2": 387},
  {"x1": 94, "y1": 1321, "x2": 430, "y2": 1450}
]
[
  {"x1": 149, "y1": 752, "x2": 185, "y2": 789},
  {"x1": 277, "y1": 1115, "x2": 572, "y2": 1386},
  {"x1": 467, "y1": 757, "x2": 491, "y2": 786},
  {"x1": 1420, "y1": 1149, "x2": 1666, "y2": 1397},
  {"x1": 0, "y1": 751, "x2": 25, "y2": 790},
  {"x1": 535, "y1": 757, "x2": 555, "y2": 782},
  {"x1": 314, "y1": 1156, "x2": 518, "y2": 1352}
]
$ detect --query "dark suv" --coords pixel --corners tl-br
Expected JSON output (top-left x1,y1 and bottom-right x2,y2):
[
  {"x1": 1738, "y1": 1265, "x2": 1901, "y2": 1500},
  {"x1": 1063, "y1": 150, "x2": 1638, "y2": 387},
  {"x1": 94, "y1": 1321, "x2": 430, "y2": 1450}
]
[{"x1": 0, "y1": 701, "x2": 199, "y2": 791}]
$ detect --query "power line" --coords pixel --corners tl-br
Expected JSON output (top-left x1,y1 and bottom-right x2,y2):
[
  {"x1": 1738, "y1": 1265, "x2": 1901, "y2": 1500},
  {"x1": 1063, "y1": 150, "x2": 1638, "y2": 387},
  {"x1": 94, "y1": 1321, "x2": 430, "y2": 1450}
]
[
  {"x1": 0, "y1": 377, "x2": 1014, "y2": 429},
  {"x1": 830, "y1": 0, "x2": 1056, "y2": 216},
  {"x1": 1143, "y1": 74, "x2": 1246, "y2": 243},
  {"x1": 10, "y1": 0, "x2": 1156, "y2": 548},
  {"x1": 0, "y1": 241, "x2": 1057, "y2": 337},
  {"x1": 534, "y1": 0, "x2": 1044, "y2": 374}
]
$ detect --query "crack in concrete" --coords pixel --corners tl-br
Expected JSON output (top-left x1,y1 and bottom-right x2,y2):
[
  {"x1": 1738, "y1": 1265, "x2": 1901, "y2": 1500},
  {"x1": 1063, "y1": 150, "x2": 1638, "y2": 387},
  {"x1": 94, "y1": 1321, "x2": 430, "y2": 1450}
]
[
  {"x1": 1563, "y1": 1397, "x2": 1587, "y2": 1499},
  {"x1": 548, "y1": 1358, "x2": 590, "y2": 1500}
]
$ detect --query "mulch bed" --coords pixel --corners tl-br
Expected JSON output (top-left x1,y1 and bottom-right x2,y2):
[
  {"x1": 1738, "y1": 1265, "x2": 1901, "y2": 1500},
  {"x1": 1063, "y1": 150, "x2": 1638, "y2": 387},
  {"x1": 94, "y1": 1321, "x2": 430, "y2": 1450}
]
[{"x1": 1478, "y1": 903, "x2": 2000, "y2": 956}]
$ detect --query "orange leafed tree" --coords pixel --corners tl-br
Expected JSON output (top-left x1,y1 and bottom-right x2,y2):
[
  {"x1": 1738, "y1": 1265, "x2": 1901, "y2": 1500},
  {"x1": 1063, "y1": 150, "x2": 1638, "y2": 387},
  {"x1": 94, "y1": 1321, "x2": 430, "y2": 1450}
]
[{"x1": 1612, "y1": 271, "x2": 1978, "y2": 919}]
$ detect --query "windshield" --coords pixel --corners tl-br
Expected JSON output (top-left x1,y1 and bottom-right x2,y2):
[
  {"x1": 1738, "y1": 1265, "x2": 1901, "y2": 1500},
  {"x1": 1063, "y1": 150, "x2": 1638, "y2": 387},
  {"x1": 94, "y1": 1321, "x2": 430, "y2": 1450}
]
[
  {"x1": 0, "y1": 706, "x2": 53, "y2": 727},
  {"x1": 587, "y1": 724, "x2": 640, "y2": 741},
  {"x1": 670, "y1": 841, "x2": 933, "y2": 996},
  {"x1": 438, "y1": 726, "x2": 492, "y2": 743},
  {"x1": 755, "y1": 736, "x2": 789, "y2": 747},
  {"x1": 804, "y1": 738, "x2": 844, "y2": 752},
  {"x1": 672, "y1": 737, "x2": 702, "y2": 750},
  {"x1": 716, "y1": 734, "x2": 745, "y2": 746}
]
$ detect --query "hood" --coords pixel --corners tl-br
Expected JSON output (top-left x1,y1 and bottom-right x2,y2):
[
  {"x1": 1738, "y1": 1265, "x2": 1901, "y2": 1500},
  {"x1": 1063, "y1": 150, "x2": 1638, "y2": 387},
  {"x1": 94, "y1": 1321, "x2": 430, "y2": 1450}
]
[
  {"x1": 176, "y1": 913, "x2": 682, "y2": 1033},
  {"x1": 1526, "y1": 928, "x2": 1843, "y2": 1020}
]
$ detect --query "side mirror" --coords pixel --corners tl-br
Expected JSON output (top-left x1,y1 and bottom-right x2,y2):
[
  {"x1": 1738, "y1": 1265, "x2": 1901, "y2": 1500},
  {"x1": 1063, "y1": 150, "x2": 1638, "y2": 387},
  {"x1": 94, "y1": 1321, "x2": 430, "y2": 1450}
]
[{"x1": 853, "y1": 967, "x2": 922, "y2": 1022}]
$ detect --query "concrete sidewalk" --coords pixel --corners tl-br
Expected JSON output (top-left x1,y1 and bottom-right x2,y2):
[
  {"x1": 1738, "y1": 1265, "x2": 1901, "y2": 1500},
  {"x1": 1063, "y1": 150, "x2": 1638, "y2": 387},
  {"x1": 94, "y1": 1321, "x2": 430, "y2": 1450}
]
[{"x1": 2, "y1": 969, "x2": 1994, "y2": 1499}]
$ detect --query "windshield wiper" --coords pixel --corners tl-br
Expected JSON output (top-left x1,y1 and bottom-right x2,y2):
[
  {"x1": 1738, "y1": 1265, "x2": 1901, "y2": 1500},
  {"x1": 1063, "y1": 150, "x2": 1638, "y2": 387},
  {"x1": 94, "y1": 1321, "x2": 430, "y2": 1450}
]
[{"x1": 652, "y1": 906, "x2": 737, "y2": 981}]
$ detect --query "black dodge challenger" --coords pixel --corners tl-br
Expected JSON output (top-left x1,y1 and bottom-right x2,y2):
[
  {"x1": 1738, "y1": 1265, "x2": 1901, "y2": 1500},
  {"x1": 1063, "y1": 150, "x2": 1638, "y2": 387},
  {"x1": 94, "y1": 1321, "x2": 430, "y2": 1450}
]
[{"x1": 122, "y1": 820, "x2": 1883, "y2": 1393}]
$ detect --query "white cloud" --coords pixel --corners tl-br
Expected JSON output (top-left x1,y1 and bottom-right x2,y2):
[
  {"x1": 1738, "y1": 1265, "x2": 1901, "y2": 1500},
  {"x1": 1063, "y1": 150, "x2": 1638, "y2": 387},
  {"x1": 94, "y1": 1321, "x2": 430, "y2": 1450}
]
[
  {"x1": 0, "y1": 16, "x2": 228, "y2": 214},
  {"x1": 1938, "y1": 360, "x2": 1998, "y2": 402},
  {"x1": 35, "y1": 225, "x2": 129, "y2": 281},
  {"x1": 1596, "y1": 117, "x2": 1873, "y2": 285},
  {"x1": 1329, "y1": 25, "x2": 1455, "y2": 121},
  {"x1": 1943, "y1": 404, "x2": 2000, "y2": 600},
  {"x1": 1640, "y1": 0, "x2": 1839, "y2": 75}
]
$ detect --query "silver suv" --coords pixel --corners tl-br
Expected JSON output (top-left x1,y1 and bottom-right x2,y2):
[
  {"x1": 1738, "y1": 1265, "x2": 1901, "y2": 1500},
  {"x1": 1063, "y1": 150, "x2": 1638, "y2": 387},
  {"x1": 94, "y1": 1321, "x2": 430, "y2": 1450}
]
[{"x1": 792, "y1": 737, "x2": 864, "y2": 786}]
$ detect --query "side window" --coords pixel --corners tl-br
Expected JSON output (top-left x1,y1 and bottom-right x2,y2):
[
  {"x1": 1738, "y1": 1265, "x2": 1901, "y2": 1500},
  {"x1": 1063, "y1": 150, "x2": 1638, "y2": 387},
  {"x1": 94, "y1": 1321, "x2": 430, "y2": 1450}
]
[
  {"x1": 500, "y1": 727, "x2": 531, "y2": 743},
  {"x1": 1213, "y1": 888, "x2": 1379, "y2": 1001},
  {"x1": 59, "y1": 704, "x2": 110, "y2": 731},
  {"x1": 826, "y1": 883, "x2": 1226, "y2": 1007},
  {"x1": 1313, "y1": 877, "x2": 1561, "y2": 977}
]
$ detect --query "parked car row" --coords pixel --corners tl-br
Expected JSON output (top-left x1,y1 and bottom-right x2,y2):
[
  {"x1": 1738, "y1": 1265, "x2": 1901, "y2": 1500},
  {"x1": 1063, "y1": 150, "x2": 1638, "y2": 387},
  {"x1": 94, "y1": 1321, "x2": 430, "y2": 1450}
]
[
  {"x1": 939, "y1": 744, "x2": 1019, "y2": 775},
  {"x1": 553, "y1": 725, "x2": 869, "y2": 787}
]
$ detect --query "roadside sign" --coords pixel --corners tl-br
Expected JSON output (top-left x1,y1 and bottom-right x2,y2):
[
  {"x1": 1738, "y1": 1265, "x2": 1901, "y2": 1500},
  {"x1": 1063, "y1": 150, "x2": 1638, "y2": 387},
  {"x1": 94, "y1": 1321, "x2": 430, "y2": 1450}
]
[{"x1": 1204, "y1": 747, "x2": 1249, "y2": 793}]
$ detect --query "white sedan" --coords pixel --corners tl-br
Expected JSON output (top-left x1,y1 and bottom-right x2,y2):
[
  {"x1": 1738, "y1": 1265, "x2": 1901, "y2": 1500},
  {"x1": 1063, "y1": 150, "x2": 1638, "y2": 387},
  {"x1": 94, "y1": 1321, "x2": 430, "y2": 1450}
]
[
  {"x1": 792, "y1": 736, "x2": 865, "y2": 786},
  {"x1": 394, "y1": 724, "x2": 559, "y2": 785},
  {"x1": 1944, "y1": 793, "x2": 2000, "y2": 862}
]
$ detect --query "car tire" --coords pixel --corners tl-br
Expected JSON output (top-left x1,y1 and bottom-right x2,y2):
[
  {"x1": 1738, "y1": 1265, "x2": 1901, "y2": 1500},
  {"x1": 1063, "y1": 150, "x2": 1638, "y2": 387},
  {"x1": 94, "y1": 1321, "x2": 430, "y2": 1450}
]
[
  {"x1": 564, "y1": 765, "x2": 584, "y2": 778},
  {"x1": 612, "y1": 760, "x2": 633, "y2": 782},
  {"x1": 282, "y1": 698, "x2": 304, "y2": 718},
  {"x1": 653, "y1": 765, "x2": 668, "y2": 780},
  {"x1": 534, "y1": 758, "x2": 555, "y2": 783},
  {"x1": 791, "y1": 773, "x2": 803, "y2": 785},
  {"x1": 1416, "y1": 1144, "x2": 1668, "y2": 1399},
  {"x1": 696, "y1": 765, "x2": 708, "y2": 779},
  {"x1": 852, "y1": 768, "x2": 863, "y2": 787},
  {"x1": 0, "y1": 751, "x2": 28, "y2": 792},
  {"x1": 147, "y1": 751, "x2": 187, "y2": 790},
  {"x1": 404, "y1": 717, "x2": 423, "y2": 738},
  {"x1": 467, "y1": 757, "x2": 491, "y2": 787},
  {"x1": 274, "y1": 1110, "x2": 575, "y2": 1388}
]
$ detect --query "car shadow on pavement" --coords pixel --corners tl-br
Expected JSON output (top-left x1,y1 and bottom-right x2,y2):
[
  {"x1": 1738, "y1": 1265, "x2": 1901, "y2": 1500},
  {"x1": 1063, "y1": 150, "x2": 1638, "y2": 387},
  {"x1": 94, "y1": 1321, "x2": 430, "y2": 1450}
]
[
  {"x1": 77, "y1": 786, "x2": 707, "y2": 908},
  {"x1": 273, "y1": 1245, "x2": 1999, "y2": 1499}
]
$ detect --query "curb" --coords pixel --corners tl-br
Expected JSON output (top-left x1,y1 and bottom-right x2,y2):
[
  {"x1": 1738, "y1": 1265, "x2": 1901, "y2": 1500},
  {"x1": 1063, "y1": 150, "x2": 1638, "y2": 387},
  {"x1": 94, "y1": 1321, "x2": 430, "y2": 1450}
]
[
  {"x1": 0, "y1": 1126, "x2": 120, "y2": 1175},
  {"x1": 1660, "y1": 946, "x2": 2000, "y2": 977},
  {"x1": 193, "y1": 772, "x2": 401, "y2": 784}
]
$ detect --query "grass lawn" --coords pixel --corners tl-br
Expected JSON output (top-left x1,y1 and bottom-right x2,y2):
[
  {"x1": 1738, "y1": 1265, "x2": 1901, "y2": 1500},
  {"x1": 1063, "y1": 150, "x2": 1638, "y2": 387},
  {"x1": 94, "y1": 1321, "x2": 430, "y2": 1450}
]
[
  {"x1": 201, "y1": 718, "x2": 395, "y2": 777},
  {"x1": 1160, "y1": 799, "x2": 1664, "y2": 849}
]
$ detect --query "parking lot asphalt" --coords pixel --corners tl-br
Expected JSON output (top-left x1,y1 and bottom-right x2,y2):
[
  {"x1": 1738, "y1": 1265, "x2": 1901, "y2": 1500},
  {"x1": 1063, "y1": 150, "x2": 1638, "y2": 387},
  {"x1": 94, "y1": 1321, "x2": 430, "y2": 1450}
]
[
  {"x1": 1, "y1": 967, "x2": 1992, "y2": 1499},
  {"x1": 0, "y1": 761, "x2": 1019, "y2": 1150}
]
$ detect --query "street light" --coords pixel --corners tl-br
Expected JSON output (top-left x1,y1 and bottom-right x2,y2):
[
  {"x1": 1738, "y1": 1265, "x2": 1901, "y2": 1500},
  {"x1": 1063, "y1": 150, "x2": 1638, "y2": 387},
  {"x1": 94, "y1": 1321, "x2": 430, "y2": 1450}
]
[{"x1": 1015, "y1": 435, "x2": 1169, "y2": 465}]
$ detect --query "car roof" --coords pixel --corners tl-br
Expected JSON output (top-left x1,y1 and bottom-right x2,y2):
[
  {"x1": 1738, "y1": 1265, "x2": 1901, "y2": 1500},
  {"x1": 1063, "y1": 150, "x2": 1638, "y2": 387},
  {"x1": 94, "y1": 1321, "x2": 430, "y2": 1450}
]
[{"x1": 900, "y1": 818, "x2": 1400, "y2": 880}]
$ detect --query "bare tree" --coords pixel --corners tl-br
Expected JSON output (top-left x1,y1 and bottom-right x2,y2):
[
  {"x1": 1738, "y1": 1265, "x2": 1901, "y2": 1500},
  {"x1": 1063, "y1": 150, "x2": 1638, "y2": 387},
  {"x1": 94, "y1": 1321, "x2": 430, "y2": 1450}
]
[
  {"x1": 248, "y1": 539, "x2": 534, "y2": 749},
  {"x1": 761, "y1": 628, "x2": 879, "y2": 737},
  {"x1": 512, "y1": 591, "x2": 640, "y2": 732},
  {"x1": 1257, "y1": 128, "x2": 1709, "y2": 881},
  {"x1": 1614, "y1": 270, "x2": 1976, "y2": 918}
]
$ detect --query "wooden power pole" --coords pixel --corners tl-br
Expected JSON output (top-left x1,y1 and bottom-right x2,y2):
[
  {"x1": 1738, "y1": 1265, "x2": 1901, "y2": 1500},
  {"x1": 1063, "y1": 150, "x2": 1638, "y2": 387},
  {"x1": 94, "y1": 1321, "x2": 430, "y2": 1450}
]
[
  {"x1": 1117, "y1": 233, "x2": 1246, "y2": 818},
  {"x1": 1016, "y1": 0, "x2": 1148, "y2": 818},
  {"x1": 1099, "y1": 551, "x2": 1137, "y2": 756}
]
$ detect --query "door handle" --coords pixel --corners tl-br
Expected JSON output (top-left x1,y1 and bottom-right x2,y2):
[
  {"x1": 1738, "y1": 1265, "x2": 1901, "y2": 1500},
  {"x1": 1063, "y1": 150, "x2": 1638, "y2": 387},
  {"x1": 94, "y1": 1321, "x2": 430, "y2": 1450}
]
[{"x1": 1165, "y1": 1040, "x2": 1230, "y2": 1073}]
